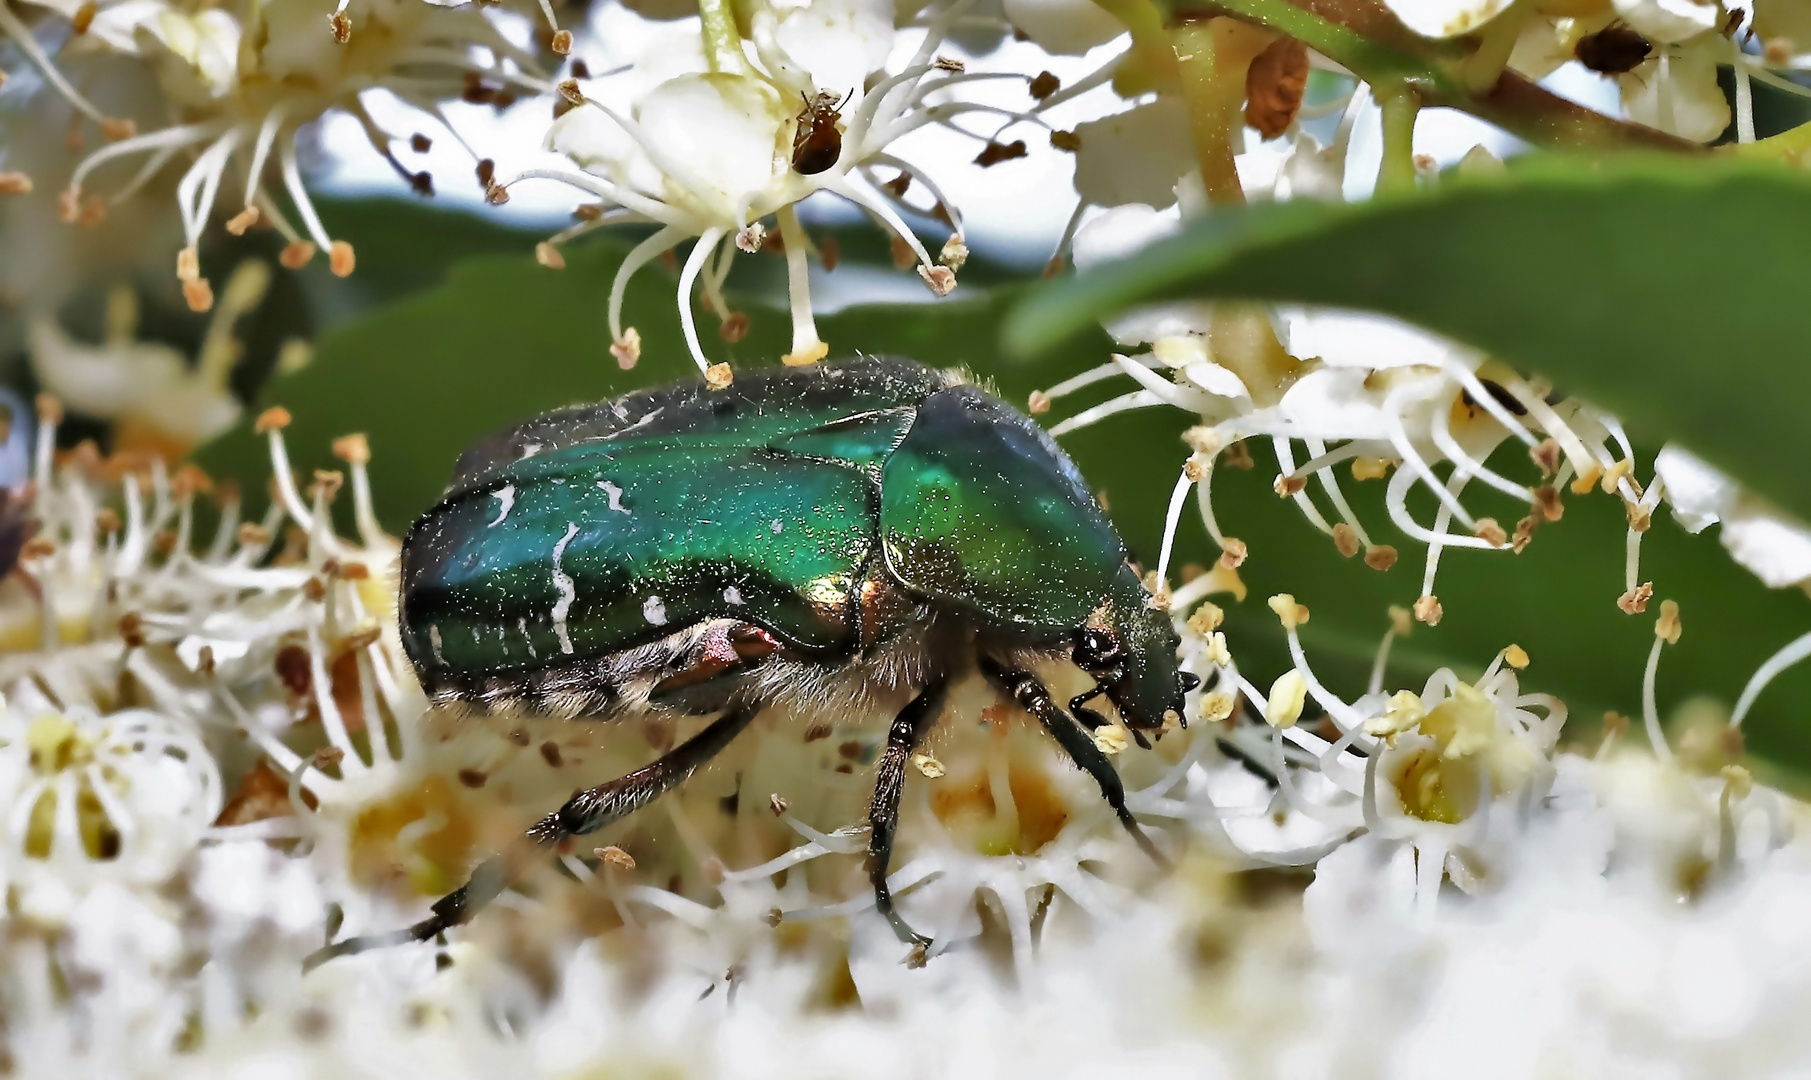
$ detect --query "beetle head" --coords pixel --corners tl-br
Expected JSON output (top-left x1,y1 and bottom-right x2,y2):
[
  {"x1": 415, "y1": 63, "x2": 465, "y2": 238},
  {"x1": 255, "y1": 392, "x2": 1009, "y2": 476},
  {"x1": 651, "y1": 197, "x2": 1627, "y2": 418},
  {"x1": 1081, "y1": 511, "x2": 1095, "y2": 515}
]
[{"x1": 1074, "y1": 581, "x2": 1198, "y2": 732}]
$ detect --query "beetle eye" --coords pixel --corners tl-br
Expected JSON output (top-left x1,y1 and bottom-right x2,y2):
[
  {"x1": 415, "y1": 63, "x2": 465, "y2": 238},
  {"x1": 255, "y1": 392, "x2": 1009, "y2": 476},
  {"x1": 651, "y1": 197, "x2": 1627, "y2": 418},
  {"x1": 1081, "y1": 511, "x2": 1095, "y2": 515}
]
[{"x1": 1073, "y1": 627, "x2": 1120, "y2": 669}]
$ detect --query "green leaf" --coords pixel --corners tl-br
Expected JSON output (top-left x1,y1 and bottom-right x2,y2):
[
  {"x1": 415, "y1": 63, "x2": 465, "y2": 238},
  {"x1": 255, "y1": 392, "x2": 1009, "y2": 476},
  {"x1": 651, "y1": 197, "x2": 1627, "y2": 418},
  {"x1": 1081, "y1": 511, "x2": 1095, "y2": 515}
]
[{"x1": 1004, "y1": 156, "x2": 1811, "y2": 522}]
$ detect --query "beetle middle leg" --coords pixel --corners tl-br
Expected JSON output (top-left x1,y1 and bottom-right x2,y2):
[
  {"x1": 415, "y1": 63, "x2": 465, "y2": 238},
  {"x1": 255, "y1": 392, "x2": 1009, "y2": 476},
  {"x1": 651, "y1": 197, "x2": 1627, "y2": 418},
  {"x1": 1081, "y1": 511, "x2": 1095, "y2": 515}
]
[
  {"x1": 304, "y1": 702, "x2": 762, "y2": 970},
  {"x1": 867, "y1": 677, "x2": 949, "y2": 947},
  {"x1": 980, "y1": 658, "x2": 1165, "y2": 866}
]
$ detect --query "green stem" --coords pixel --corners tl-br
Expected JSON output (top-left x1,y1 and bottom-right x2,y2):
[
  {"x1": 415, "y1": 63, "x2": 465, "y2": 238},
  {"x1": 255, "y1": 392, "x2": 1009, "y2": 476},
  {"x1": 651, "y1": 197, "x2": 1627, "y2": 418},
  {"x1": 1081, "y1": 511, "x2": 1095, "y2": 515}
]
[
  {"x1": 1183, "y1": 0, "x2": 1445, "y2": 89},
  {"x1": 1172, "y1": 20, "x2": 1267, "y2": 205},
  {"x1": 1168, "y1": 0, "x2": 1705, "y2": 154},
  {"x1": 1376, "y1": 81, "x2": 1420, "y2": 194},
  {"x1": 697, "y1": 0, "x2": 751, "y2": 76}
]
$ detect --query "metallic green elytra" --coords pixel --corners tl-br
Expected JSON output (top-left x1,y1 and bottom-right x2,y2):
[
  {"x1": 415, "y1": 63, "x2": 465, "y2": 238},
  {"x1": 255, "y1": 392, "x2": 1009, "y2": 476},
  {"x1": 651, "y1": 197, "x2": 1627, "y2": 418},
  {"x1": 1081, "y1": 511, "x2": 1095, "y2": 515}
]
[{"x1": 351, "y1": 356, "x2": 1197, "y2": 964}]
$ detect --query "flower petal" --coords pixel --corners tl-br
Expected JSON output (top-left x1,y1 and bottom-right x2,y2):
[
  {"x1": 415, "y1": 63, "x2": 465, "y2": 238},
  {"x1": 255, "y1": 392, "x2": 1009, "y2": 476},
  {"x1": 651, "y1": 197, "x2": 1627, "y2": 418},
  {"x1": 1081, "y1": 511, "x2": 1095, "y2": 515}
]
[
  {"x1": 1379, "y1": 0, "x2": 1516, "y2": 39},
  {"x1": 636, "y1": 74, "x2": 789, "y2": 217},
  {"x1": 772, "y1": 0, "x2": 894, "y2": 95},
  {"x1": 1612, "y1": 0, "x2": 1722, "y2": 44},
  {"x1": 1619, "y1": 43, "x2": 1731, "y2": 143},
  {"x1": 1001, "y1": 0, "x2": 1126, "y2": 55},
  {"x1": 1279, "y1": 309, "x2": 1480, "y2": 370},
  {"x1": 1072, "y1": 100, "x2": 1196, "y2": 210}
]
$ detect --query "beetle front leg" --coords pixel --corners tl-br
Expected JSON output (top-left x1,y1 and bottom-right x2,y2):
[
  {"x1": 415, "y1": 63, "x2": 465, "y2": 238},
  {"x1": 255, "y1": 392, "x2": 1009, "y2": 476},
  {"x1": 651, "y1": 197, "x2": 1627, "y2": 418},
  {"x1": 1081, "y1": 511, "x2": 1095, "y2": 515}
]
[
  {"x1": 304, "y1": 703, "x2": 762, "y2": 970},
  {"x1": 867, "y1": 678, "x2": 949, "y2": 948},
  {"x1": 980, "y1": 658, "x2": 1166, "y2": 867}
]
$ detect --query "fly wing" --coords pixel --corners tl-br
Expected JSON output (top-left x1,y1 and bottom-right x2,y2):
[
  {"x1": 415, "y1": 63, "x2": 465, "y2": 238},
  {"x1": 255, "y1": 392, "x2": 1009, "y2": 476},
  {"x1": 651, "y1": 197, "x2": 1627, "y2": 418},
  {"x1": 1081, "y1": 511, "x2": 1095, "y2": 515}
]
[
  {"x1": 402, "y1": 440, "x2": 877, "y2": 682},
  {"x1": 878, "y1": 386, "x2": 1128, "y2": 634}
]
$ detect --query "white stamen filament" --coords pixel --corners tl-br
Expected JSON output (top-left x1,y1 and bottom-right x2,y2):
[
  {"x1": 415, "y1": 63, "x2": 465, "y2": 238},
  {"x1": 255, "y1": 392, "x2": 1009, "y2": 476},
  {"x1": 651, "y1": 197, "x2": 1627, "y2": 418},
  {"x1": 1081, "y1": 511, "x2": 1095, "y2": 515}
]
[
  {"x1": 243, "y1": 107, "x2": 288, "y2": 209},
  {"x1": 1281, "y1": 625, "x2": 1368, "y2": 736},
  {"x1": 817, "y1": 173, "x2": 935, "y2": 271},
  {"x1": 608, "y1": 225, "x2": 685, "y2": 343},
  {"x1": 1499, "y1": 378, "x2": 1600, "y2": 479},
  {"x1": 1418, "y1": 472, "x2": 1467, "y2": 599},
  {"x1": 1154, "y1": 465, "x2": 1194, "y2": 590},
  {"x1": 870, "y1": 153, "x2": 965, "y2": 235},
  {"x1": 70, "y1": 122, "x2": 219, "y2": 194},
  {"x1": 1195, "y1": 453, "x2": 1227, "y2": 546},
  {"x1": 1386, "y1": 462, "x2": 1494, "y2": 552},
  {"x1": 775, "y1": 207, "x2": 823, "y2": 357},
  {"x1": 1624, "y1": 475, "x2": 1664, "y2": 592},
  {"x1": 1641, "y1": 632, "x2": 1672, "y2": 763},
  {"x1": 1732, "y1": 629, "x2": 1811, "y2": 728},
  {"x1": 1048, "y1": 389, "x2": 1163, "y2": 436},
  {"x1": 676, "y1": 229, "x2": 727, "y2": 373},
  {"x1": 507, "y1": 168, "x2": 681, "y2": 232},
  {"x1": 1385, "y1": 381, "x2": 1480, "y2": 531},
  {"x1": 1304, "y1": 438, "x2": 1374, "y2": 547},
  {"x1": 0, "y1": 4, "x2": 107, "y2": 122},
  {"x1": 263, "y1": 426, "x2": 317, "y2": 534},
  {"x1": 1429, "y1": 391, "x2": 1534, "y2": 504},
  {"x1": 1041, "y1": 357, "x2": 1152, "y2": 403},
  {"x1": 280, "y1": 139, "x2": 335, "y2": 251},
  {"x1": 1272, "y1": 438, "x2": 1336, "y2": 537},
  {"x1": 1030, "y1": 46, "x2": 1129, "y2": 115},
  {"x1": 108, "y1": 146, "x2": 183, "y2": 207}
]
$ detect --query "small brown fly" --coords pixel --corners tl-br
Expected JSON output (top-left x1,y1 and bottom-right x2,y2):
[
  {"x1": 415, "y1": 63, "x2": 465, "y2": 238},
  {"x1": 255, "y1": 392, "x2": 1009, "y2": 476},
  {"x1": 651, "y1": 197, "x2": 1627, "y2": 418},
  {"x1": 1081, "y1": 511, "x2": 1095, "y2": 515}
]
[
  {"x1": 1575, "y1": 22, "x2": 1652, "y2": 76},
  {"x1": 791, "y1": 90, "x2": 851, "y2": 176}
]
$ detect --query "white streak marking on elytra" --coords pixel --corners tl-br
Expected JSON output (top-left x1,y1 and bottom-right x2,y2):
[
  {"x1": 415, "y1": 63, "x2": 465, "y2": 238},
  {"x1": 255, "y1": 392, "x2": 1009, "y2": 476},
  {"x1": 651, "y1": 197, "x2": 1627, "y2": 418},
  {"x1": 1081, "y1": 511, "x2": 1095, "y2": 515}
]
[
  {"x1": 770, "y1": 519, "x2": 784, "y2": 534},
  {"x1": 550, "y1": 523, "x2": 580, "y2": 655},
  {"x1": 520, "y1": 442, "x2": 543, "y2": 459},
  {"x1": 643, "y1": 595, "x2": 668, "y2": 626},
  {"x1": 598, "y1": 480, "x2": 631, "y2": 515},
  {"x1": 723, "y1": 585, "x2": 744, "y2": 606},
  {"x1": 428, "y1": 624, "x2": 446, "y2": 665},
  {"x1": 518, "y1": 616, "x2": 537, "y2": 659},
  {"x1": 488, "y1": 484, "x2": 516, "y2": 526}
]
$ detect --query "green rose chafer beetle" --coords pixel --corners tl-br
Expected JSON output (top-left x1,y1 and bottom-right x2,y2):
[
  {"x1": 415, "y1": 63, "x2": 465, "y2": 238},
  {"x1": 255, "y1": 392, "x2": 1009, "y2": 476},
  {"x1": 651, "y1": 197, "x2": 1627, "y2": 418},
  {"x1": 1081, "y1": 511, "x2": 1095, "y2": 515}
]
[{"x1": 312, "y1": 355, "x2": 1196, "y2": 966}]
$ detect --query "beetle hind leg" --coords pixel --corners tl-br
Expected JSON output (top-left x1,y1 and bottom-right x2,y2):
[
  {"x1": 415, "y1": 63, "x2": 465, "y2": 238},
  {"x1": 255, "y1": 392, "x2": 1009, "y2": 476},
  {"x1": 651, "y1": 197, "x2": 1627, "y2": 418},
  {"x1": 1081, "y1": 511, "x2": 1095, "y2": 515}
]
[
  {"x1": 304, "y1": 702, "x2": 763, "y2": 971},
  {"x1": 980, "y1": 658, "x2": 1166, "y2": 867},
  {"x1": 866, "y1": 678, "x2": 949, "y2": 948}
]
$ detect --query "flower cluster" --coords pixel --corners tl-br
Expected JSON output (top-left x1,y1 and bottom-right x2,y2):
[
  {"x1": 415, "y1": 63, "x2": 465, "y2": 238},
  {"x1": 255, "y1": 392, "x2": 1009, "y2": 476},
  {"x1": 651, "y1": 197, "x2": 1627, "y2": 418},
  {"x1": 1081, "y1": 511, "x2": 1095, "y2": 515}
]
[
  {"x1": 1036, "y1": 264, "x2": 1662, "y2": 623},
  {"x1": 3, "y1": 0, "x2": 556, "y2": 310},
  {"x1": 513, "y1": 0, "x2": 1025, "y2": 381}
]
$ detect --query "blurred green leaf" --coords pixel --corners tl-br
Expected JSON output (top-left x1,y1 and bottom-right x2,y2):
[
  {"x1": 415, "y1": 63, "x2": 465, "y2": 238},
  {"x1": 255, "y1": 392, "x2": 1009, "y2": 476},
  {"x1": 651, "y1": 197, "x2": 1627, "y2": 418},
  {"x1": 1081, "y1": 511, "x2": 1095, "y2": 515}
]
[
  {"x1": 196, "y1": 228, "x2": 1811, "y2": 782},
  {"x1": 1004, "y1": 157, "x2": 1811, "y2": 523},
  {"x1": 196, "y1": 231, "x2": 1108, "y2": 535}
]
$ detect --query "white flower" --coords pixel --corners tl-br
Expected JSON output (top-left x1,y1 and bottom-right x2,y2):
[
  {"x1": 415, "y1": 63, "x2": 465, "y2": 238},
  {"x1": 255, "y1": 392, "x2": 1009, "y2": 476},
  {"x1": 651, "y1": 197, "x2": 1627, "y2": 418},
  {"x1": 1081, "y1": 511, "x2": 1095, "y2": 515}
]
[
  {"x1": 1655, "y1": 444, "x2": 1811, "y2": 589},
  {"x1": 1613, "y1": 0, "x2": 1725, "y2": 45},
  {"x1": 1000, "y1": 0, "x2": 1125, "y2": 55},
  {"x1": 27, "y1": 263, "x2": 266, "y2": 455},
  {"x1": 1378, "y1": 0, "x2": 1517, "y2": 39},
  {"x1": 523, "y1": 0, "x2": 1006, "y2": 377},
  {"x1": 0, "y1": 700, "x2": 220, "y2": 896},
  {"x1": 1044, "y1": 207, "x2": 1658, "y2": 618},
  {"x1": 57, "y1": 0, "x2": 553, "y2": 310},
  {"x1": 1619, "y1": 38, "x2": 1732, "y2": 143}
]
